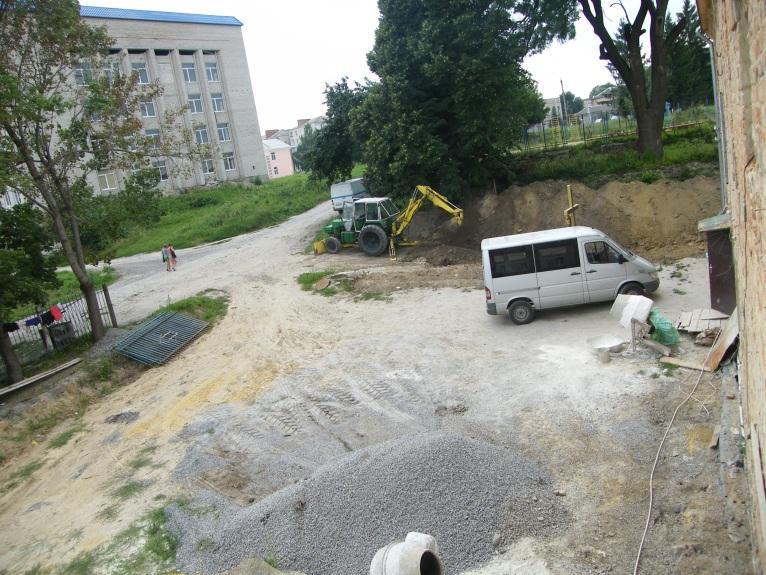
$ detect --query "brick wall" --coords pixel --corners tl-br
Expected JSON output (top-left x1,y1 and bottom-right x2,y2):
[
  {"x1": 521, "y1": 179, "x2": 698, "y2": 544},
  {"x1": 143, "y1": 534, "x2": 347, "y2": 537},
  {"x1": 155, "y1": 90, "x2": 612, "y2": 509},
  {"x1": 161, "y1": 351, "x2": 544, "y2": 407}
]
[{"x1": 699, "y1": 1, "x2": 766, "y2": 569}]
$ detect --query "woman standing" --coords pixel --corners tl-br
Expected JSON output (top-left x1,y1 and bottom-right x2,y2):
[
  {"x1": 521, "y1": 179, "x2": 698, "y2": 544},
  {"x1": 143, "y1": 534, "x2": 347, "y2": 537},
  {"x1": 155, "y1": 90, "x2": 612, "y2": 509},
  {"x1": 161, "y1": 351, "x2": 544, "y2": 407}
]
[
  {"x1": 161, "y1": 244, "x2": 170, "y2": 271},
  {"x1": 168, "y1": 244, "x2": 177, "y2": 271}
]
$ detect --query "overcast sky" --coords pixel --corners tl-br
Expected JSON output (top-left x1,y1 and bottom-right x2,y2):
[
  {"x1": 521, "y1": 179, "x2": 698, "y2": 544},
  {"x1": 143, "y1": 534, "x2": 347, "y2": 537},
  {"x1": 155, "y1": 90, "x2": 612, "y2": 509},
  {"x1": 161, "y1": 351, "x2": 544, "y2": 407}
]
[{"x1": 80, "y1": 0, "x2": 685, "y2": 131}]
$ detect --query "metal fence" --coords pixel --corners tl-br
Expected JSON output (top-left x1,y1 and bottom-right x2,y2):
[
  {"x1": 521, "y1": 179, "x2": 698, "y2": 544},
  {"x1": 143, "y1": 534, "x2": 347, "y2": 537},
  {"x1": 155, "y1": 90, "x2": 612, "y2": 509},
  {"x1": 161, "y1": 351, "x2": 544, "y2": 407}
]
[
  {"x1": 3, "y1": 286, "x2": 117, "y2": 371},
  {"x1": 520, "y1": 106, "x2": 715, "y2": 153}
]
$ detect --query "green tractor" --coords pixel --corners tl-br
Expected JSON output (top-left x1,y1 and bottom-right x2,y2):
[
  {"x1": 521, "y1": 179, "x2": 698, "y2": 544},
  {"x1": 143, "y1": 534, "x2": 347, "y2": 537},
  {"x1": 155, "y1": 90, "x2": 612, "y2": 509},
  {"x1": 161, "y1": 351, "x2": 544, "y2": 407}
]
[{"x1": 317, "y1": 186, "x2": 464, "y2": 257}]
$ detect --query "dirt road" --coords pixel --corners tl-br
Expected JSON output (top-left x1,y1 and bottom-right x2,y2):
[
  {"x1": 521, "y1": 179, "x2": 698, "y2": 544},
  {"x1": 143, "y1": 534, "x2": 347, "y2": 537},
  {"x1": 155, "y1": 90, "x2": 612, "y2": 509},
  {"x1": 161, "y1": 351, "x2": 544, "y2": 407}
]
[{"x1": 0, "y1": 198, "x2": 751, "y2": 574}]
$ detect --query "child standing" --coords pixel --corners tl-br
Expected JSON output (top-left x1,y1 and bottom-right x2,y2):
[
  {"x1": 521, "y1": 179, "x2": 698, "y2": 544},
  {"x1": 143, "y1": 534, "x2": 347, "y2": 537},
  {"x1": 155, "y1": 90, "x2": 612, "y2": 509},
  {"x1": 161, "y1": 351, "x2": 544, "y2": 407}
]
[
  {"x1": 161, "y1": 244, "x2": 170, "y2": 271},
  {"x1": 168, "y1": 244, "x2": 177, "y2": 271}
]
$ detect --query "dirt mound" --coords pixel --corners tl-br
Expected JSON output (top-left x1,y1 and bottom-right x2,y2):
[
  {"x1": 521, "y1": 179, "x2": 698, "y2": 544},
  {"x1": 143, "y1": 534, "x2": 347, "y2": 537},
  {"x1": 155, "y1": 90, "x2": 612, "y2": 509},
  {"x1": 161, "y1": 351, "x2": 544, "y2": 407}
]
[{"x1": 410, "y1": 176, "x2": 719, "y2": 261}]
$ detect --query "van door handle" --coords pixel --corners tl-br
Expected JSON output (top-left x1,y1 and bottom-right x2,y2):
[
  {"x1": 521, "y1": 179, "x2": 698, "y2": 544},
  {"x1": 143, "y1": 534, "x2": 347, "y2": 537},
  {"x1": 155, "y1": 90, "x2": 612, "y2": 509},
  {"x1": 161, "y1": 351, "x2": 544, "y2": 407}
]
[
  {"x1": 570, "y1": 271, "x2": 581, "y2": 276},
  {"x1": 586, "y1": 270, "x2": 597, "y2": 274}
]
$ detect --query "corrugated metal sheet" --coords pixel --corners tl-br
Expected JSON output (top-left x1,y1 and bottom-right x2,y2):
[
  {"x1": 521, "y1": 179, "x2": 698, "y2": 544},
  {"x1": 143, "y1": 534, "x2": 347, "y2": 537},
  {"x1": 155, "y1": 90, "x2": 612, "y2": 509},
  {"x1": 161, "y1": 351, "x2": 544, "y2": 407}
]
[
  {"x1": 113, "y1": 312, "x2": 209, "y2": 366},
  {"x1": 80, "y1": 6, "x2": 242, "y2": 27}
]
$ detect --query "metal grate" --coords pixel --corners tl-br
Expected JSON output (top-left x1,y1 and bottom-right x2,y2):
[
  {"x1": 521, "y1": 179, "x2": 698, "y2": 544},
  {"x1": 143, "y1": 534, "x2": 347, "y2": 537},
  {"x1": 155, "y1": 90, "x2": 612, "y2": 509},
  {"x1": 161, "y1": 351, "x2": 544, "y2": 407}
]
[{"x1": 113, "y1": 313, "x2": 208, "y2": 366}]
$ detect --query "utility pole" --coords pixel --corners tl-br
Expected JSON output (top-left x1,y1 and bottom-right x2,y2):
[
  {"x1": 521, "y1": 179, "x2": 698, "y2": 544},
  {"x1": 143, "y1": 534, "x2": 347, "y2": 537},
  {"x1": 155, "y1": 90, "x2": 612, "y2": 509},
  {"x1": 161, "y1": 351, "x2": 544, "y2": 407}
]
[{"x1": 560, "y1": 79, "x2": 569, "y2": 144}]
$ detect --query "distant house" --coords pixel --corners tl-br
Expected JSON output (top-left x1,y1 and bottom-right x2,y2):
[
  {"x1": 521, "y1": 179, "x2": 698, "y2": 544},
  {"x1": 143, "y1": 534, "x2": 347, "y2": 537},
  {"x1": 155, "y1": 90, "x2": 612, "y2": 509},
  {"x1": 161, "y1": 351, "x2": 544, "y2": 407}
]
[
  {"x1": 266, "y1": 116, "x2": 326, "y2": 153},
  {"x1": 262, "y1": 139, "x2": 294, "y2": 179}
]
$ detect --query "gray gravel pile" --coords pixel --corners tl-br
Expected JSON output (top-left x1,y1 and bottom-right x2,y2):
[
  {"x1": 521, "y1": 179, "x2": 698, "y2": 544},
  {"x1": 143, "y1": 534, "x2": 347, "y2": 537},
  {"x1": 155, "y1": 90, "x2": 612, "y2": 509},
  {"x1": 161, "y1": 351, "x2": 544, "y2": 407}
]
[{"x1": 167, "y1": 431, "x2": 568, "y2": 575}]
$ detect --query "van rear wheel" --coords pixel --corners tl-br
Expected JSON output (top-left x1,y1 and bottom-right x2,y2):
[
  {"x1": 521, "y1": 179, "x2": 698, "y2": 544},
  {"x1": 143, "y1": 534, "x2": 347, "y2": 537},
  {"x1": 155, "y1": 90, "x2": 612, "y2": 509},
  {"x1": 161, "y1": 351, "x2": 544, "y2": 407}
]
[
  {"x1": 509, "y1": 301, "x2": 535, "y2": 325},
  {"x1": 618, "y1": 282, "x2": 644, "y2": 296}
]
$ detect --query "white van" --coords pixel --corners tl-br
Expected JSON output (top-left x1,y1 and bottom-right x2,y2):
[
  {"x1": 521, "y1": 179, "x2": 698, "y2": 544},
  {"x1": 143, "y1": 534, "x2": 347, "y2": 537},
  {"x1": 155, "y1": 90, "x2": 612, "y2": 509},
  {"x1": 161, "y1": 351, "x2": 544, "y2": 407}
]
[
  {"x1": 482, "y1": 226, "x2": 659, "y2": 324},
  {"x1": 330, "y1": 178, "x2": 368, "y2": 213}
]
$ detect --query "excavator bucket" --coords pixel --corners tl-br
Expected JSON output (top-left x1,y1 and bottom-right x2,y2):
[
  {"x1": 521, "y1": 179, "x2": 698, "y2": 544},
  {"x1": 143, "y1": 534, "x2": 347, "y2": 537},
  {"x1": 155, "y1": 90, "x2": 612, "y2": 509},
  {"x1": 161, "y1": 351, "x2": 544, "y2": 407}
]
[{"x1": 313, "y1": 239, "x2": 327, "y2": 255}]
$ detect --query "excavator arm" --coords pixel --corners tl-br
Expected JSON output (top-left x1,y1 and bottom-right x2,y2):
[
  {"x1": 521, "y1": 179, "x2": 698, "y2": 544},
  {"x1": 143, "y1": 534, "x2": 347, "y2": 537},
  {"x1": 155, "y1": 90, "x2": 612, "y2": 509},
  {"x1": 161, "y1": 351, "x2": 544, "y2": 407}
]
[{"x1": 391, "y1": 185, "x2": 463, "y2": 239}]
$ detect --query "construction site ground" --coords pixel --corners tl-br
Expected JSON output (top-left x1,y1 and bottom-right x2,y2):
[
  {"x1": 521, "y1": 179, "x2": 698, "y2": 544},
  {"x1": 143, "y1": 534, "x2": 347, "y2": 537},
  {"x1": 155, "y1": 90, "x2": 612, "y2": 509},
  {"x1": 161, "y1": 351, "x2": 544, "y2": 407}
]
[{"x1": 0, "y1": 176, "x2": 753, "y2": 574}]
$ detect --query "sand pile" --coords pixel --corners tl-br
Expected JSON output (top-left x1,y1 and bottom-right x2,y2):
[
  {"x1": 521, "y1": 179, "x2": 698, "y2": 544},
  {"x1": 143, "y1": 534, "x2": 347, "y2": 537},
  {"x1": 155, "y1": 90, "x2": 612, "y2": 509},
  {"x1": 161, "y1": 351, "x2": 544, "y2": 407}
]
[{"x1": 407, "y1": 176, "x2": 719, "y2": 264}]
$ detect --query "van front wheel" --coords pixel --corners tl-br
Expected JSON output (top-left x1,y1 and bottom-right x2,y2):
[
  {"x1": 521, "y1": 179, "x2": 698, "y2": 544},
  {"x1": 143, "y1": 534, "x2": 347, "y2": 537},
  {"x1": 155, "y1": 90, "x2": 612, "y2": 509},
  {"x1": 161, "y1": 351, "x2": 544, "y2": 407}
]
[
  {"x1": 509, "y1": 301, "x2": 535, "y2": 325},
  {"x1": 618, "y1": 282, "x2": 644, "y2": 296}
]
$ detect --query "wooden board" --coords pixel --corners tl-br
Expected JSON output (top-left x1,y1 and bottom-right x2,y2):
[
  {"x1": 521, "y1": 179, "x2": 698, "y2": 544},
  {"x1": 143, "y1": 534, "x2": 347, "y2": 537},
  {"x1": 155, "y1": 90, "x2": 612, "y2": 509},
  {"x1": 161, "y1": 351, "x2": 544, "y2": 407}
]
[
  {"x1": 703, "y1": 308, "x2": 739, "y2": 371},
  {"x1": 659, "y1": 355, "x2": 712, "y2": 372},
  {"x1": 0, "y1": 358, "x2": 81, "y2": 397},
  {"x1": 676, "y1": 308, "x2": 730, "y2": 333},
  {"x1": 661, "y1": 309, "x2": 739, "y2": 373}
]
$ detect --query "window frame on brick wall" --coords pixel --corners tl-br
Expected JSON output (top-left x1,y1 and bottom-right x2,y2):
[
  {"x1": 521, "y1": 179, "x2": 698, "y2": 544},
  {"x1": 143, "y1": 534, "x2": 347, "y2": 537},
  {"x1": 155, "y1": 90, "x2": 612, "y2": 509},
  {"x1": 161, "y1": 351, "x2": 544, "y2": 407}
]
[
  {"x1": 222, "y1": 152, "x2": 236, "y2": 171},
  {"x1": 187, "y1": 94, "x2": 203, "y2": 114},
  {"x1": 217, "y1": 122, "x2": 231, "y2": 142},
  {"x1": 182, "y1": 62, "x2": 197, "y2": 83}
]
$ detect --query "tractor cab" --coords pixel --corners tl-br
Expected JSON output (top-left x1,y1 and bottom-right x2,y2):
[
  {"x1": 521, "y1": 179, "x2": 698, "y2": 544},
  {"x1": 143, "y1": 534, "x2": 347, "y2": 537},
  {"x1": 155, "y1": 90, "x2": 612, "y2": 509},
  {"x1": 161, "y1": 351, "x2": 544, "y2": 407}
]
[{"x1": 341, "y1": 197, "x2": 400, "y2": 232}]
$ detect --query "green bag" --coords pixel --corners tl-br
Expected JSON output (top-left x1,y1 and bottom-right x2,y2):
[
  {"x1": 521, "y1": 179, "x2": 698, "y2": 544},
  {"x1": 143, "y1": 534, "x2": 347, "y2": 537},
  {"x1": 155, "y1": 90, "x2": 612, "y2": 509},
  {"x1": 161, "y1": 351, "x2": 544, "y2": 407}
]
[{"x1": 649, "y1": 309, "x2": 680, "y2": 346}]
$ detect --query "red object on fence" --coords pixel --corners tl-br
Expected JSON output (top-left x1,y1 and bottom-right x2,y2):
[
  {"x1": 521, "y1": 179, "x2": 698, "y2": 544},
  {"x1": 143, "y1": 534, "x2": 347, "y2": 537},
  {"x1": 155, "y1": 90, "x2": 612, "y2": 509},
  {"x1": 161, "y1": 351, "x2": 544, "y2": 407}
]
[{"x1": 50, "y1": 305, "x2": 63, "y2": 321}]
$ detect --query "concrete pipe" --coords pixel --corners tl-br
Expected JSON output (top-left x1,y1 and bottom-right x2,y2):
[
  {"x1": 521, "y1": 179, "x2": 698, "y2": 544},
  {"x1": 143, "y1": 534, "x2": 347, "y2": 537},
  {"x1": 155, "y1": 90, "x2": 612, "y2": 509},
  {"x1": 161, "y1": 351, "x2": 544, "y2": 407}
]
[{"x1": 369, "y1": 532, "x2": 443, "y2": 575}]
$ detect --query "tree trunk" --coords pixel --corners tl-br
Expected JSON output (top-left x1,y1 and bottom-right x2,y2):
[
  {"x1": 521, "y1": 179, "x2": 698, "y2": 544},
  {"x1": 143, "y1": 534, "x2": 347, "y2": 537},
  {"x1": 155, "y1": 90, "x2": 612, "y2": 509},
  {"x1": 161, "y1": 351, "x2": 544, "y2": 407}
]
[
  {"x1": 49, "y1": 208, "x2": 107, "y2": 341},
  {"x1": 0, "y1": 327, "x2": 23, "y2": 384},
  {"x1": 634, "y1": 102, "x2": 665, "y2": 157}
]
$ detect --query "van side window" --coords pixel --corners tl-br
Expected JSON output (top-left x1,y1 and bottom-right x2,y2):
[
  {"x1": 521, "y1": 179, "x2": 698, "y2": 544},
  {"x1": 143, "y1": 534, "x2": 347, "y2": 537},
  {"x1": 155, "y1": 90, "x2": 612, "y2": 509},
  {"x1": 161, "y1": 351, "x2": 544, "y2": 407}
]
[
  {"x1": 534, "y1": 239, "x2": 580, "y2": 272},
  {"x1": 489, "y1": 245, "x2": 534, "y2": 278},
  {"x1": 585, "y1": 241, "x2": 621, "y2": 264}
]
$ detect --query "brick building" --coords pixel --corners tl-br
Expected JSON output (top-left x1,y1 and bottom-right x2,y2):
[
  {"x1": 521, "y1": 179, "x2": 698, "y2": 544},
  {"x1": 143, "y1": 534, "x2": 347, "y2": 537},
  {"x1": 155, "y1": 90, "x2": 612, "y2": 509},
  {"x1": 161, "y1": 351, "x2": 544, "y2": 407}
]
[
  {"x1": 696, "y1": 1, "x2": 766, "y2": 569},
  {"x1": 80, "y1": 6, "x2": 268, "y2": 193}
]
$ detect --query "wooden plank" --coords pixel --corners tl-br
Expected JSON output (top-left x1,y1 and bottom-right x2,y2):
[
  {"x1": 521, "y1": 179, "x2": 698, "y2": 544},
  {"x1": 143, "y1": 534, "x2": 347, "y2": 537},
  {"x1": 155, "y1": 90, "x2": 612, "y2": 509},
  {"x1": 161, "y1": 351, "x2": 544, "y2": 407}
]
[
  {"x1": 676, "y1": 311, "x2": 693, "y2": 329},
  {"x1": 700, "y1": 309, "x2": 729, "y2": 320},
  {"x1": 750, "y1": 424, "x2": 766, "y2": 558},
  {"x1": 703, "y1": 309, "x2": 739, "y2": 371},
  {"x1": 689, "y1": 308, "x2": 703, "y2": 333},
  {"x1": 0, "y1": 358, "x2": 81, "y2": 397},
  {"x1": 659, "y1": 356, "x2": 712, "y2": 372}
]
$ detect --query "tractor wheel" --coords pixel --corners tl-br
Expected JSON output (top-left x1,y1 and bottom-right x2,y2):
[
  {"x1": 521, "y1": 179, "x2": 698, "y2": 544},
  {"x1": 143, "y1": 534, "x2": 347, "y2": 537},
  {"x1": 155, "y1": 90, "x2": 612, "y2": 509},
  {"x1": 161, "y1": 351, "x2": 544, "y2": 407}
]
[
  {"x1": 618, "y1": 282, "x2": 644, "y2": 296},
  {"x1": 359, "y1": 225, "x2": 388, "y2": 256},
  {"x1": 509, "y1": 300, "x2": 535, "y2": 325},
  {"x1": 324, "y1": 236, "x2": 341, "y2": 254}
]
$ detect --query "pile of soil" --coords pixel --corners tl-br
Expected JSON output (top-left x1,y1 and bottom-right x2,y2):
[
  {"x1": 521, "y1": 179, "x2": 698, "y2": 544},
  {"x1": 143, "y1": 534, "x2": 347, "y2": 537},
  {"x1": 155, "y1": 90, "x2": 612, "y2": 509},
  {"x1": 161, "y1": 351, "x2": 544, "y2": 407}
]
[{"x1": 406, "y1": 176, "x2": 720, "y2": 262}]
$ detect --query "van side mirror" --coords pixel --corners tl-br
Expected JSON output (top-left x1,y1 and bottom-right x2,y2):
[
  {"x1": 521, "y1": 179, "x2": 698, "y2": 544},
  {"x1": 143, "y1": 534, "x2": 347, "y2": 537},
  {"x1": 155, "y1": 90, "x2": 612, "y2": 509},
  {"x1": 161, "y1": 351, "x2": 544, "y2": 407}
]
[{"x1": 618, "y1": 254, "x2": 627, "y2": 264}]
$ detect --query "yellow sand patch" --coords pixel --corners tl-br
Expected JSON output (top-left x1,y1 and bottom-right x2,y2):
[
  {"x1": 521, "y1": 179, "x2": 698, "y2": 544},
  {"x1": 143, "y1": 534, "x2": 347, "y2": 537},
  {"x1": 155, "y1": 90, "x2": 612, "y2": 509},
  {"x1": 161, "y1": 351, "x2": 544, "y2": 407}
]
[
  {"x1": 685, "y1": 425, "x2": 713, "y2": 455},
  {"x1": 127, "y1": 364, "x2": 282, "y2": 438}
]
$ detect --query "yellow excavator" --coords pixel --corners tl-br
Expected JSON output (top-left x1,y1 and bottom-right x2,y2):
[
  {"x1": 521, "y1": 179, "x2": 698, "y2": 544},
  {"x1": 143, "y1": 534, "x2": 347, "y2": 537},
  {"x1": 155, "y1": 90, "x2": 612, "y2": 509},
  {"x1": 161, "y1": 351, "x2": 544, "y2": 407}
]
[{"x1": 316, "y1": 185, "x2": 463, "y2": 257}]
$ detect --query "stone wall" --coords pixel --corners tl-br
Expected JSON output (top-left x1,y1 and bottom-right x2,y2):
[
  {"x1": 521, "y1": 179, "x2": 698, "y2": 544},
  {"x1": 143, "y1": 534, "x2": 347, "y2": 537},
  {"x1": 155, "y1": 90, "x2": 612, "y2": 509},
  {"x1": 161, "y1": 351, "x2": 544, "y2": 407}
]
[{"x1": 698, "y1": 1, "x2": 766, "y2": 569}]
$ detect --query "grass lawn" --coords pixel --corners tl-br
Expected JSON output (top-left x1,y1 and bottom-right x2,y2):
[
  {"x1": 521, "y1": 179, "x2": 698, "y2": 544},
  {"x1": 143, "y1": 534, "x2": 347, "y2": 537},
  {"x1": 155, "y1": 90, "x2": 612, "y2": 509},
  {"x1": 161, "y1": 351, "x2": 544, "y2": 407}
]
[
  {"x1": 112, "y1": 173, "x2": 327, "y2": 258},
  {"x1": 514, "y1": 123, "x2": 718, "y2": 185}
]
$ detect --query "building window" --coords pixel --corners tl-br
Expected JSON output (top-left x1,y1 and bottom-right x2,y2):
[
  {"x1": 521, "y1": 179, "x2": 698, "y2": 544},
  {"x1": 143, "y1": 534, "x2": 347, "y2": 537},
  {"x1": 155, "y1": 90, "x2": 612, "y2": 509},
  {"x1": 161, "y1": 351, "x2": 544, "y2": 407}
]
[
  {"x1": 154, "y1": 160, "x2": 169, "y2": 181},
  {"x1": 201, "y1": 158, "x2": 215, "y2": 174},
  {"x1": 132, "y1": 63, "x2": 149, "y2": 84},
  {"x1": 74, "y1": 64, "x2": 91, "y2": 86},
  {"x1": 195, "y1": 126, "x2": 209, "y2": 145},
  {"x1": 182, "y1": 62, "x2": 197, "y2": 82},
  {"x1": 98, "y1": 172, "x2": 118, "y2": 192},
  {"x1": 140, "y1": 100, "x2": 156, "y2": 117},
  {"x1": 217, "y1": 122, "x2": 231, "y2": 141},
  {"x1": 270, "y1": 151, "x2": 276, "y2": 161},
  {"x1": 273, "y1": 166, "x2": 279, "y2": 175},
  {"x1": 211, "y1": 93, "x2": 225, "y2": 112},
  {"x1": 102, "y1": 62, "x2": 120, "y2": 85},
  {"x1": 187, "y1": 94, "x2": 203, "y2": 114},
  {"x1": 223, "y1": 152, "x2": 235, "y2": 171},
  {"x1": 205, "y1": 62, "x2": 219, "y2": 82},
  {"x1": 145, "y1": 129, "x2": 160, "y2": 149}
]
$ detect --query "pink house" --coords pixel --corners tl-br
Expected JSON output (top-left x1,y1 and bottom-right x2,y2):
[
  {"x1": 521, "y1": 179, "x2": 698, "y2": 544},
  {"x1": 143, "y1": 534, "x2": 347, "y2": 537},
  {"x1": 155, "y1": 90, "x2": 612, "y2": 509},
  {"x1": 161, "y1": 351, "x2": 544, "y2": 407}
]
[{"x1": 262, "y1": 138, "x2": 294, "y2": 179}]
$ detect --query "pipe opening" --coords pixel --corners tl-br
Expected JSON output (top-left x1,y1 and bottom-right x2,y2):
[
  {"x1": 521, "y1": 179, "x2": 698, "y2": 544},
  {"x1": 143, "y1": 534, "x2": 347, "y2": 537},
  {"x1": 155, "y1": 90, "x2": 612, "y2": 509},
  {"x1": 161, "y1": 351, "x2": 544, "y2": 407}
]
[{"x1": 420, "y1": 551, "x2": 441, "y2": 575}]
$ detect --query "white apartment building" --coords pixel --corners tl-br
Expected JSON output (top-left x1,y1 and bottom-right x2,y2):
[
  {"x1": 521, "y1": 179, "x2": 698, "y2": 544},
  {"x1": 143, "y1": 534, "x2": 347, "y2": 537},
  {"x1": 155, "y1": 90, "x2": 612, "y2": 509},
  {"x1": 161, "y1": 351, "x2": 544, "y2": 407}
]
[
  {"x1": 270, "y1": 116, "x2": 326, "y2": 153},
  {"x1": 80, "y1": 6, "x2": 268, "y2": 194}
]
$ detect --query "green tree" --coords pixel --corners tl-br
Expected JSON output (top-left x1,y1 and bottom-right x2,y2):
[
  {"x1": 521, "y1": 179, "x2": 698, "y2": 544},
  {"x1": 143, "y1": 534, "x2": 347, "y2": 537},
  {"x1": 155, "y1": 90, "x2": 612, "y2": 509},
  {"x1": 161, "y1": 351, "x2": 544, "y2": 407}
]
[
  {"x1": 0, "y1": 204, "x2": 60, "y2": 383},
  {"x1": 0, "y1": 0, "x2": 196, "y2": 341},
  {"x1": 576, "y1": 0, "x2": 688, "y2": 157},
  {"x1": 560, "y1": 91, "x2": 584, "y2": 117},
  {"x1": 666, "y1": 0, "x2": 712, "y2": 109},
  {"x1": 302, "y1": 79, "x2": 366, "y2": 185},
  {"x1": 353, "y1": 0, "x2": 574, "y2": 199},
  {"x1": 293, "y1": 125, "x2": 318, "y2": 172}
]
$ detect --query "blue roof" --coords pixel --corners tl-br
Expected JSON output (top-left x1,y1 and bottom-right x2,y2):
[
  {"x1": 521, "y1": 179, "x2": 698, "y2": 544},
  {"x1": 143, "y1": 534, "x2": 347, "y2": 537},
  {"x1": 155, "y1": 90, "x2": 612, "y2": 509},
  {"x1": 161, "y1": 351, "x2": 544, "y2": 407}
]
[{"x1": 80, "y1": 6, "x2": 242, "y2": 27}]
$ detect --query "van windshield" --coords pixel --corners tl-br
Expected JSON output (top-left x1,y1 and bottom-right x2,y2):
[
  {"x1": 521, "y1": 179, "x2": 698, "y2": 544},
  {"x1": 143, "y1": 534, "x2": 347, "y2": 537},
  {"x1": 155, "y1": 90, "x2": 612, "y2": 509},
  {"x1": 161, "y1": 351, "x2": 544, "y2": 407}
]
[{"x1": 610, "y1": 239, "x2": 634, "y2": 258}]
